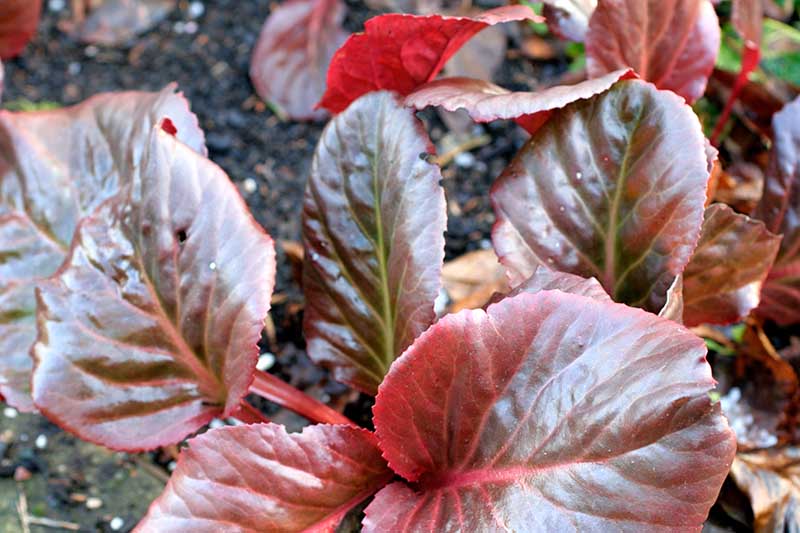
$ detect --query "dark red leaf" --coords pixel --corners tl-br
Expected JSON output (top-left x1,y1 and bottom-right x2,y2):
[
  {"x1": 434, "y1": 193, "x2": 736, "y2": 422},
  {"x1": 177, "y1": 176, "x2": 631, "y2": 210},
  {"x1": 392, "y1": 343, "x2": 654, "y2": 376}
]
[
  {"x1": 491, "y1": 79, "x2": 710, "y2": 313},
  {"x1": 0, "y1": 0, "x2": 41, "y2": 59},
  {"x1": 317, "y1": 6, "x2": 539, "y2": 114},
  {"x1": 585, "y1": 0, "x2": 720, "y2": 103},
  {"x1": 756, "y1": 96, "x2": 800, "y2": 325},
  {"x1": 541, "y1": 0, "x2": 597, "y2": 42},
  {"x1": 303, "y1": 91, "x2": 446, "y2": 395},
  {"x1": 31, "y1": 127, "x2": 275, "y2": 450},
  {"x1": 0, "y1": 85, "x2": 205, "y2": 411},
  {"x1": 250, "y1": 0, "x2": 348, "y2": 121},
  {"x1": 682, "y1": 204, "x2": 780, "y2": 327},
  {"x1": 367, "y1": 291, "x2": 736, "y2": 531},
  {"x1": 405, "y1": 69, "x2": 636, "y2": 134},
  {"x1": 138, "y1": 423, "x2": 393, "y2": 532}
]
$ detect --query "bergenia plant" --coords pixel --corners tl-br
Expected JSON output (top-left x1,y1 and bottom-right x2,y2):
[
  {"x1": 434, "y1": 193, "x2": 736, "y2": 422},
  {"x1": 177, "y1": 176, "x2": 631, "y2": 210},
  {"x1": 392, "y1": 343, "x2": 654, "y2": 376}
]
[{"x1": 135, "y1": 91, "x2": 735, "y2": 531}]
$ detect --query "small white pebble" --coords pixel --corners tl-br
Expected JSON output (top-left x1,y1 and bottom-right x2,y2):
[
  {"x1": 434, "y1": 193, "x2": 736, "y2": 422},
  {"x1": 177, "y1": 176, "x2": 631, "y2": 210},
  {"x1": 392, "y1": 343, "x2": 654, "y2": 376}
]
[
  {"x1": 209, "y1": 419, "x2": 225, "y2": 429},
  {"x1": 454, "y1": 152, "x2": 475, "y2": 168},
  {"x1": 168, "y1": 461, "x2": 177, "y2": 472},
  {"x1": 256, "y1": 353, "x2": 276, "y2": 371},
  {"x1": 35, "y1": 435, "x2": 47, "y2": 449},
  {"x1": 173, "y1": 21, "x2": 185, "y2": 33},
  {"x1": 184, "y1": 21, "x2": 199, "y2": 34},
  {"x1": 109, "y1": 517, "x2": 125, "y2": 530},
  {"x1": 209, "y1": 261, "x2": 217, "y2": 271},
  {"x1": 84, "y1": 45, "x2": 99, "y2": 58},
  {"x1": 3, "y1": 407, "x2": 17, "y2": 419},
  {"x1": 67, "y1": 62, "x2": 81, "y2": 76},
  {"x1": 188, "y1": 1, "x2": 205, "y2": 18},
  {"x1": 48, "y1": 0, "x2": 65, "y2": 11},
  {"x1": 242, "y1": 178, "x2": 257, "y2": 194},
  {"x1": 86, "y1": 497, "x2": 103, "y2": 510}
]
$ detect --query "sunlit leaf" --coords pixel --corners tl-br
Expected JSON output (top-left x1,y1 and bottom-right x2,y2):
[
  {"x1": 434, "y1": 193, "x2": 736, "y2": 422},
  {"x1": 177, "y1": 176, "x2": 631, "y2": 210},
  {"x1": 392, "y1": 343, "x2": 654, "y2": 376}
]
[
  {"x1": 303, "y1": 91, "x2": 446, "y2": 395},
  {"x1": 32, "y1": 127, "x2": 275, "y2": 450},
  {"x1": 367, "y1": 290, "x2": 736, "y2": 531},
  {"x1": 491, "y1": 79, "x2": 709, "y2": 312}
]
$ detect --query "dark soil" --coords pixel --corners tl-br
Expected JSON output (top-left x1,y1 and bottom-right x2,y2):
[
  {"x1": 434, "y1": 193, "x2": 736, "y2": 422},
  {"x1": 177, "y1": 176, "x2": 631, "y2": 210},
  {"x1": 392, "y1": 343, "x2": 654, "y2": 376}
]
[{"x1": 0, "y1": 1, "x2": 567, "y2": 530}]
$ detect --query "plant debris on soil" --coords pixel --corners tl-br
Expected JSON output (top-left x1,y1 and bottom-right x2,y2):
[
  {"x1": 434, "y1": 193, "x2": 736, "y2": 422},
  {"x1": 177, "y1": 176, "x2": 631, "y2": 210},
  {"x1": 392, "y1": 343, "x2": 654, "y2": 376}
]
[{"x1": 0, "y1": 1, "x2": 568, "y2": 530}]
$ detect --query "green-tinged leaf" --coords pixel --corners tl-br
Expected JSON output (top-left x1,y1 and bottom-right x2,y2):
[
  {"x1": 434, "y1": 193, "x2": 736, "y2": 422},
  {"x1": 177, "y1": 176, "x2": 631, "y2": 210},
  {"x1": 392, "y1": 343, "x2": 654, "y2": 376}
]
[
  {"x1": 491, "y1": 79, "x2": 710, "y2": 312},
  {"x1": 32, "y1": 128, "x2": 275, "y2": 450},
  {"x1": 302, "y1": 91, "x2": 446, "y2": 395}
]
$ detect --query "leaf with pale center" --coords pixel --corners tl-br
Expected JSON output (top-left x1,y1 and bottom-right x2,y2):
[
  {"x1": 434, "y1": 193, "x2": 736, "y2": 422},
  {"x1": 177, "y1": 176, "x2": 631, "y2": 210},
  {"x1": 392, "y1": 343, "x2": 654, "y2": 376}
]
[
  {"x1": 31, "y1": 128, "x2": 274, "y2": 450},
  {"x1": 302, "y1": 91, "x2": 446, "y2": 395},
  {"x1": 366, "y1": 290, "x2": 736, "y2": 531},
  {"x1": 491, "y1": 79, "x2": 709, "y2": 313},
  {"x1": 0, "y1": 85, "x2": 205, "y2": 411}
]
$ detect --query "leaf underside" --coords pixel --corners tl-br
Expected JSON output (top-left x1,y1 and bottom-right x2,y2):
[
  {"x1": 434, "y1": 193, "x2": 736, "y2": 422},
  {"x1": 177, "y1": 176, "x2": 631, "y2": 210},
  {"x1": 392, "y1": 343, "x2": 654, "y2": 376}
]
[
  {"x1": 491, "y1": 79, "x2": 709, "y2": 313},
  {"x1": 31, "y1": 128, "x2": 275, "y2": 450},
  {"x1": 302, "y1": 91, "x2": 446, "y2": 395},
  {"x1": 367, "y1": 290, "x2": 736, "y2": 531}
]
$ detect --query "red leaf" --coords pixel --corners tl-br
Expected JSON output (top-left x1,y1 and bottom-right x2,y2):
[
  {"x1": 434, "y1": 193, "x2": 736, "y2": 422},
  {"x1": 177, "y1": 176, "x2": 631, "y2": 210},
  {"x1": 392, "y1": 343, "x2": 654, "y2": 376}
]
[
  {"x1": 756, "y1": 96, "x2": 800, "y2": 325},
  {"x1": 250, "y1": 0, "x2": 348, "y2": 121},
  {"x1": 541, "y1": 0, "x2": 597, "y2": 42},
  {"x1": 138, "y1": 423, "x2": 393, "y2": 532},
  {"x1": 682, "y1": 204, "x2": 780, "y2": 327},
  {"x1": 317, "y1": 6, "x2": 540, "y2": 114},
  {"x1": 732, "y1": 0, "x2": 763, "y2": 47},
  {"x1": 367, "y1": 291, "x2": 736, "y2": 531},
  {"x1": 405, "y1": 69, "x2": 636, "y2": 134},
  {"x1": 303, "y1": 91, "x2": 446, "y2": 394},
  {"x1": 491, "y1": 79, "x2": 709, "y2": 313},
  {"x1": 0, "y1": 85, "x2": 205, "y2": 411},
  {"x1": 31, "y1": 128, "x2": 275, "y2": 450},
  {"x1": 0, "y1": 0, "x2": 41, "y2": 59},
  {"x1": 585, "y1": 0, "x2": 720, "y2": 103}
]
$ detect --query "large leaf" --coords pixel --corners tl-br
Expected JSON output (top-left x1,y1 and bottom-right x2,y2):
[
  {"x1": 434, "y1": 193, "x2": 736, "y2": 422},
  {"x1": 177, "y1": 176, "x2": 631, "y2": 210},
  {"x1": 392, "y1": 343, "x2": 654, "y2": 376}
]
[
  {"x1": 0, "y1": 0, "x2": 41, "y2": 59},
  {"x1": 31, "y1": 127, "x2": 275, "y2": 450},
  {"x1": 137, "y1": 423, "x2": 393, "y2": 532},
  {"x1": 405, "y1": 69, "x2": 635, "y2": 134},
  {"x1": 682, "y1": 204, "x2": 780, "y2": 327},
  {"x1": 303, "y1": 91, "x2": 445, "y2": 395},
  {"x1": 0, "y1": 85, "x2": 205, "y2": 411},
  {"x1": 491, "y1": 79, "x2": 710, "y2": 313},
  {"x1": 585, "y1": 0, "x2": 720, "y2": 103},
  {"x1": 317, "y1": 6, "x2": 539, "y2": 114},
  {"x1": 367, "y1": 290, "x2": 736, "y2": 531},
  {"x1": 756, "y1": 96, "x2": 800, "y2": 325},
  {"x1": 541, "y1": 0, "x2": 597, "y2": 42},
  {"x1": 249, "y1": 0, "x2": 348, "y2": 121}
]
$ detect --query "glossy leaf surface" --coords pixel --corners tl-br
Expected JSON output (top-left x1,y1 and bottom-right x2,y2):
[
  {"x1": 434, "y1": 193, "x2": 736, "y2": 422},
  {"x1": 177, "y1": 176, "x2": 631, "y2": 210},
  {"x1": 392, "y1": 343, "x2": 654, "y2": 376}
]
[
  {"x1": 542, "y1": 0, "x2": 597, "y2": 42},
  {"x1": 367, "y1": 291, "x2": 736, "y2": 531},
  {"x1": 585, "y1": 0, "x2": 720, "y2": 103},
  {"x1": 491, "y1": 80, "x2": 709, "y2": 312},
  {"x1": 756, "y1": 96, "x2": 800, "y2": 325},
  {"x1": 405, "y1": 69, "x2": 635, "y2": 134},
  {"x1": 303, "y1": 92, "x2": 445, "y2": 395},
  {"x1": 682, "y1": 204, "x2": 780, "y2": 327},
  {"x1": 0, "y1": 0, "x2": 41, "y2": 59},
  {"x1": 32, "y1": 128, "x2": 275, "y2": 450},
  {"x1": 0, "y1": 85, "x2": 205, "y2": 411},
  {"x1": 317, "y1": 6, "x2": 538, "y2": 113},
  {"x1": 250, "y1": 0, "x2": 348, "y2": 120},
  {"x1": 138, "y1": 423, "x2": 392, "y2": 532}
]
